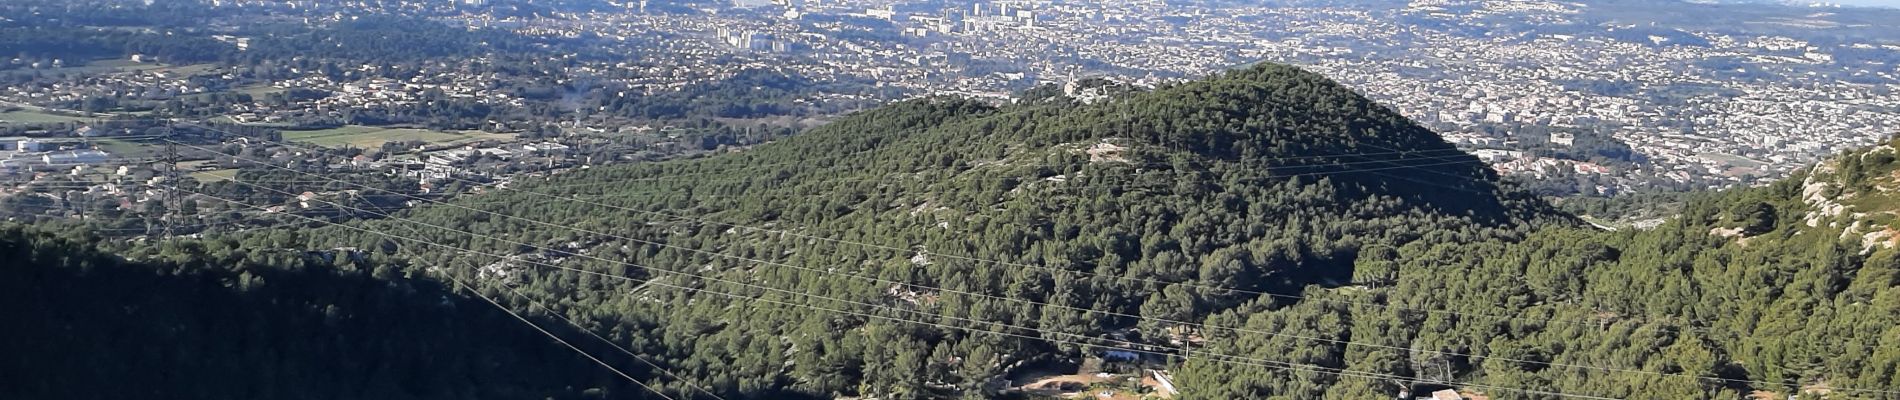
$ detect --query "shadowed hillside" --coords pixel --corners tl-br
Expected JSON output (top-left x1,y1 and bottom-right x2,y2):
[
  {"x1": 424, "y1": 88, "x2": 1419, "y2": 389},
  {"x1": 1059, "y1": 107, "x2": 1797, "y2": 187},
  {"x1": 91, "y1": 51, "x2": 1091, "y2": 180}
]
[{"x1": 0, "y1": 226, "x2": 715, "y2": 400}]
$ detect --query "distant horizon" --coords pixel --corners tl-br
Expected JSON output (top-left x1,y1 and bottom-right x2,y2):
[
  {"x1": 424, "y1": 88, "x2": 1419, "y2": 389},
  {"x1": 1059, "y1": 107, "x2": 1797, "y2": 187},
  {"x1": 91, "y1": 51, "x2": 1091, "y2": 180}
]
[
  {"x1": 1711, "y1": 0, "x2": 1900, "y2": 8},
  {"x1": 1808, "y1": 0, "x2": 1900, "y2": 8}
]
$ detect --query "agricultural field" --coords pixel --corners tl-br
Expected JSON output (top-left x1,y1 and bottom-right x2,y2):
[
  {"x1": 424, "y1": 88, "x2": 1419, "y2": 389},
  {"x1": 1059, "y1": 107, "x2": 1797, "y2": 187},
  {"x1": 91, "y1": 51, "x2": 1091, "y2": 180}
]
[
  {"x1": 233, "y1": 84, "x2": 286, "y2": 97},
  {"x1": 0, "y1": 109, "x2": 92, "y2": 124},
  {"x1": 148, "y1": 63, "x2": 217, "y2": 76},
  {"x1": 280, "y1": 126, "x2": 514, "y2": 149},
  {"x1": 90, "y1": 138, "x2": 161, "y2": 158},
  {"x1": 0, "y1": 60, "x2": 214, "y2": 78},
  {"x1": 174, "y1": 161, "x2": 237, "y2": 183},
  {"x1": 188, "y1": 169, "x2": 239, "y2": 183}
]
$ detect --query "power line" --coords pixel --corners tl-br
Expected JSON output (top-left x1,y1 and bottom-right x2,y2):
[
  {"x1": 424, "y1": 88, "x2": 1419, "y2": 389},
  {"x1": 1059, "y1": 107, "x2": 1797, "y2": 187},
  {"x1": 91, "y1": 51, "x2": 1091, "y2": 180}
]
[
  {"x1": 162, "y1": 129, "x2": 1883, "y2": 393},
  {"x1": 175, "y1": 186, "x2": 1623, "y2": 400},
  {"x1": 448, "y1": 155, "x2": 1665, "y2": 336},
  {"x1": 442, "y1": 162, "x2": 1499, "y2": 207},
  {"x1": 164, "y1": 124, "x2": 181, "y2": 238},
  {"x1": 165, "y1": 142, "x2": 1663, "y2": 379},
  {"x1": 164, "y1": 190, "x2": 698, "y2": 400},
  {"x1": 497, "y1": 283, "x2": 733, "y2": 400},
  {"x1": 84, "y1": 106, "x2": 1808, "y2": 391},
  {"x1": 0, "y1": 210, "x2": 299, "y2": 235},
  {"x1": 501, "y1": 149, "x2": 1488, "y2": 197},
  {"x1": 174, "y1": 116, "x2": 1485, "y2": 195},
  {"x1": 500, "y1": 145, "x2": 1484, "y2": 192},
  {"x1": 438, "y1": 272, "x2": 682, "y2": 400},
  {"x1": 425, "y1": 158, "x2": 1666, "y2": 337},
  {"x1": 352, "y1": 191, "x2": 731, "y2": 400},
  {"x1": 168, "y1": 120, "x2": 1495, "y2": 202},
  {"x1": 190, "y1": 163, "x2": 1871, "y2": 397},
  {"x1": 443, "y1": 157, "x2": 1485, "y2": 206}
]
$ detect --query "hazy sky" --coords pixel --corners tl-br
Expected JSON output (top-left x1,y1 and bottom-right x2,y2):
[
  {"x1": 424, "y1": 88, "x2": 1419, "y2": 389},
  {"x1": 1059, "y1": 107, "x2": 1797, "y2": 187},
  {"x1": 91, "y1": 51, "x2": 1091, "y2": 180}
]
[{"x1": 1827, "y1": 0, "x2": 1900, "y2": 7}]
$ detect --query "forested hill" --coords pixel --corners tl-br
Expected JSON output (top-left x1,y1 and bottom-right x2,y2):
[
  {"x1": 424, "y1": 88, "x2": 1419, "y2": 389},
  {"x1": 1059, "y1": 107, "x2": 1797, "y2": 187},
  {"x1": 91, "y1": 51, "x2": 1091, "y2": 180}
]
[
  {"x1": 1322, "y1": 139, "x2": 1900, "y2": 399},
  {"x1": 220, "y1": 63, "x2": 1574, "y2": 398},
  {"x1": 0, "y1": 226, "x2": 682, "y2": 400}
]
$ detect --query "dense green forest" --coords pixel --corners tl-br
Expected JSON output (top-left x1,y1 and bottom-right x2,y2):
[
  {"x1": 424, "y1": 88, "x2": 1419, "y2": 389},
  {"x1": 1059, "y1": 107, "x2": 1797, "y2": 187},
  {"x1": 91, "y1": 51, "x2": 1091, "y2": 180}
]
[
  {"x1": 0, "y1": 226, "x2": 688, "y2": 400},
  {"x1": 184, "y1": 63, "x2": 1568, "y2": 398},
  {"x1": 8, "y1": 63, "x2": 1900, "y2": 399}
]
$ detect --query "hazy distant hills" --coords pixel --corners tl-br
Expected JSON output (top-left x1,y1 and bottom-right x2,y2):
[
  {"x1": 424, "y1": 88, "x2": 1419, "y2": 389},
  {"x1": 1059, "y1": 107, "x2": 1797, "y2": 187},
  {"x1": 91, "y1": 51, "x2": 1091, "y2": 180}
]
[{"x1": 1695, "y1": 0, "x2": 1900, "y2": 9}]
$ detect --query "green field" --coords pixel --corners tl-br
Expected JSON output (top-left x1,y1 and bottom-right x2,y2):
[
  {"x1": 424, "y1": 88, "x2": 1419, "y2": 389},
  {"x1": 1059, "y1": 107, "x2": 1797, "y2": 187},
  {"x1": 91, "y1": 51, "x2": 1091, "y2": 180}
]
[
  {"x1": 0, "y1": 61, "x2": 214, "y2": 78},
  {"x1": 91, "y1": 138, "x2": 161, "y2": 158},
  {"x1": 182, "y1": 161, "x2": 238, "y2": 183},
  {"x1": 152, "y1": 64, "x2": 217, "y2": 76},
  {"x1": 0, "y1": 110, "x2": 91, "y2": 124},
  {"x1": 281, "y1": 126, "x2": 513, "y2": 149},
  {"x1": 440, "y1": 131, "x2": 518, "y2": 146},
  {"x1": 233, "y1": 84, "x2": 287, "y2": 97},
  {"x1": 189, "y1": 169, "x2": 239, "y2": 183},
  {"x1": 1699, "y1": 152, "x2": 1768, "y2": 168}
]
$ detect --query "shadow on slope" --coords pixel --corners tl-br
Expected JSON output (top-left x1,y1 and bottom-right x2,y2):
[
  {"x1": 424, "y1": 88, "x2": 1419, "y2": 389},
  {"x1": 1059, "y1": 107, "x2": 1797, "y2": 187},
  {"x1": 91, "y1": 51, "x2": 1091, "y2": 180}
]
[{"x1": 0, "y1": 226, "x2": 768, "y2": 400}]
